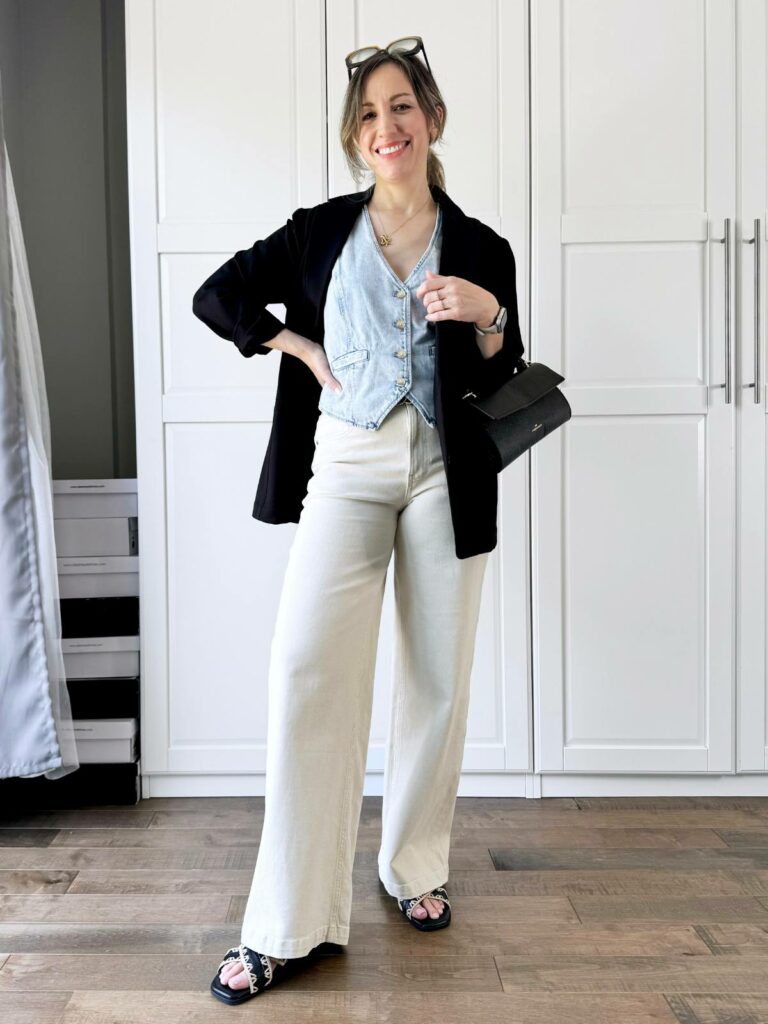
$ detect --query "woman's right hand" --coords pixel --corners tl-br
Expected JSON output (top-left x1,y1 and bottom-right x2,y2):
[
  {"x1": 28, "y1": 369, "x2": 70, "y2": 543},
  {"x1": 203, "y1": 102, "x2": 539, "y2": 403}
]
[
  {"x1": 296, "y1": 338, "x2": 343, "y2": 393},
  {"x1": 261, "y1": 329, "x2": 343, "y2": 392}
]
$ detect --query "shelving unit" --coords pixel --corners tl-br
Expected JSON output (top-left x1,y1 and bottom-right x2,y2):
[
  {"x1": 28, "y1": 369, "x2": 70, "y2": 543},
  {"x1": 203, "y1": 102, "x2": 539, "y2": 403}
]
[{"x1": 1, "y1": 479, "x2": 142, "y2": 807}]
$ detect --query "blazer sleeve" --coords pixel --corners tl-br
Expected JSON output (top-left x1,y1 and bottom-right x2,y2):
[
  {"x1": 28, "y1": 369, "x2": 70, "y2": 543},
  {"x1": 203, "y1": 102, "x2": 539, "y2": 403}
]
[
  {"x1": 191, "y1": 206, "x2": 309, "y2": 357},
  {"x1": 465, "y1": 234, "x2": 525, "y2": 396}
]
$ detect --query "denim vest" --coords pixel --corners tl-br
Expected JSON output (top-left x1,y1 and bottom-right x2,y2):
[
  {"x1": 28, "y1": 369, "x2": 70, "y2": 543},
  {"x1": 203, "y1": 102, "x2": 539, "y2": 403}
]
[{"x1": 318, "y1": 202, "x2": 443, "y2": 430}]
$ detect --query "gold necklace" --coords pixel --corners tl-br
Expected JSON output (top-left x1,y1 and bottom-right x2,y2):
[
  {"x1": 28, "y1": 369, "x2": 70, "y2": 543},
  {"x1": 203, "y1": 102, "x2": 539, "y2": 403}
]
[{"x1": 368, "y1": 194, "x2": 434, "y2": 247}]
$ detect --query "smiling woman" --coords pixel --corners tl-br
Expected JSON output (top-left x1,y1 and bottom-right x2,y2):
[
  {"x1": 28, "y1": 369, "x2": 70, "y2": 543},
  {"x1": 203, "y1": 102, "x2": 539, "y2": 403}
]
[
  {"x1": 340, "y1": 44, "x2": 447, "y2": 191},
  {"x1": 198, "y1": 34, "x2": 525, "y2": 1007}
]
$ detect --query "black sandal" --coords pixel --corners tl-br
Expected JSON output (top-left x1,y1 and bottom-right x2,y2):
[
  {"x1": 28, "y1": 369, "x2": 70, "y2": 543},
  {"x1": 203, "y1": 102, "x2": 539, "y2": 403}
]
[
  {"x1": 396, "y1": 885, "x2": 451, "y2": 931},
  {"x1": 210, "y1": 943, "x2": 288, "y2": 1005}
]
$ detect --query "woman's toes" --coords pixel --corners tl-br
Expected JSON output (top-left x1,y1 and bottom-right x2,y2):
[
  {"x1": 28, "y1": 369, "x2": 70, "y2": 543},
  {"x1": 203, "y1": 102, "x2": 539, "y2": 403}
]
[
  {"x1": 411, "y1": 897, "x2": 444, "y2": 919},
  {"x1": 425, "y1": 898, "x2": 445, "y2": 918},
  {"x1": 219, "y1": 962, "x2": 246, "y2": 987},
  {"x1": 220, "y1": 964, "x2": 249, "y2": 989},
  {"x1": 219, "y1": 955, "x2": 284, "y2": 990},
  {"x1": 219, "y1": 962, "x2": 249, "y2": 987}
]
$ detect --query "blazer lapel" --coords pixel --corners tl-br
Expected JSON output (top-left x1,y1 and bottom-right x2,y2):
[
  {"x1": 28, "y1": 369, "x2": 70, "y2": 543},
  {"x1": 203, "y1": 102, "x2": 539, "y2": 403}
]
[
  {"x1": 428, "y1": 184, "x2": 476, "y2": 354},
  {"x1": 431, "y1": 183, "x2": 467, "y2": 280}
]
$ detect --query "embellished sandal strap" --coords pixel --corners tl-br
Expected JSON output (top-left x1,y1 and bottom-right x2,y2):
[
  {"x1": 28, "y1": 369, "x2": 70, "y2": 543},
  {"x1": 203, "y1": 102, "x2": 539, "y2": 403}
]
[
  {"x1": 216, "y1": 946, "x2": 243, "y2": 972},
  {"x1": 236, "y1": 943, "x2": 277, "y2": 994},
  {"x1": 430, "y1": 885, "x2": 450, "y2": 906},
  {"x1": 216, "y1": 943, "x2": 288, "y2": 997}
]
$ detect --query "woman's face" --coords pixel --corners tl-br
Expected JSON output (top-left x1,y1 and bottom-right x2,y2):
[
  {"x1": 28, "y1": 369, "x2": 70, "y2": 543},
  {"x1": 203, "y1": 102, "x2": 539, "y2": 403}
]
[{"x1": 355, "y1": 62, "x2": 438, "y2": 184}]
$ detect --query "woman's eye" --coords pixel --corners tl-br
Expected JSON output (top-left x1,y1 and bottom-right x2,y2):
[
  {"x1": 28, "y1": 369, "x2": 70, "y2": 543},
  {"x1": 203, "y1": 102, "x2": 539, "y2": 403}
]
[{"x1": 362, "y1": 104, "x2": 410, "y2": 121}]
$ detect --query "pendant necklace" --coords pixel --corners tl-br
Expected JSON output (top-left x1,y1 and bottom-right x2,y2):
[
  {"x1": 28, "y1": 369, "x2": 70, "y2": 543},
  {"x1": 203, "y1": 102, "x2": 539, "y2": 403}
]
[{"x1": 368, "y1": 194, "x2": 434, "y2": 247}]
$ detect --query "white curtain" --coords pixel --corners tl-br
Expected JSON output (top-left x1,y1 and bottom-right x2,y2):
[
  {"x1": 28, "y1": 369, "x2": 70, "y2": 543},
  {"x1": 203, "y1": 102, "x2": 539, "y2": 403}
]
[{"x1": 0, "y1": 77, "x2": 78, "y2": 780}]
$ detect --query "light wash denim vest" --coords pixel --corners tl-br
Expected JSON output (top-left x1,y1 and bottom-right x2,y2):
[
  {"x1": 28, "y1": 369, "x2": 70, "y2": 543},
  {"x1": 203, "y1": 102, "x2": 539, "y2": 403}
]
[{"x1": 318, "y1": 202, "x2": 443, "y2": 430}]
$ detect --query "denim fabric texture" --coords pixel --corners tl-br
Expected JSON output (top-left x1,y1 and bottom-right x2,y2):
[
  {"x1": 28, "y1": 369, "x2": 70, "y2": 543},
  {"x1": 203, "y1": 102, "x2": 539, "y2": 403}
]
[{"x1": 317, "y1": 202, "x2": 442, "y2": 429}]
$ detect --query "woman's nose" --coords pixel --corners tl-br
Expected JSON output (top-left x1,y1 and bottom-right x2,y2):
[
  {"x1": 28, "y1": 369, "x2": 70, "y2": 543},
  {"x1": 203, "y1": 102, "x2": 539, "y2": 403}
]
[{"x1": 378, "y1": 114, "x2": 399, "y2": 134}]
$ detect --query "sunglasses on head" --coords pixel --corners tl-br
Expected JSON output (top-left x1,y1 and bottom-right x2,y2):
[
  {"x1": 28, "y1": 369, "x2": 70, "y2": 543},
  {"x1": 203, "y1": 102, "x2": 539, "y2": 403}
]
[{"x1": 345, "y1": 36, "x2": 431, "y2": 81}]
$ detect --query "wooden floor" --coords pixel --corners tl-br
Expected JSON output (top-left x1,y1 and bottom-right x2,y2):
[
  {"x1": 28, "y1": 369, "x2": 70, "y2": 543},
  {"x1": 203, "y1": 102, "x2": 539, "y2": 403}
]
[{"x1": 3, "y1": 795, "x2": 768, "y2": 1022}]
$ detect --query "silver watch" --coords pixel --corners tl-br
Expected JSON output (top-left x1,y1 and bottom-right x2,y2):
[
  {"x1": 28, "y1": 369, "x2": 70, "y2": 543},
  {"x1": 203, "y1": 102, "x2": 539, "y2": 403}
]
[{"x1": 474, "y1": 305, "x2": 507, "y2": 334}]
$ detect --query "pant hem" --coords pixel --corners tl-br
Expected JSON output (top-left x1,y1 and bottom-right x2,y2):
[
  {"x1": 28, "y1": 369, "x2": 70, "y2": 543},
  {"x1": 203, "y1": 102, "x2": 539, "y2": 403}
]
[
  {"x1": 378, "y1": 870, "x2": 448, "y2": 900},
  {"x1": 239, "y1": 921, "x2": 350, "y2": 960}
]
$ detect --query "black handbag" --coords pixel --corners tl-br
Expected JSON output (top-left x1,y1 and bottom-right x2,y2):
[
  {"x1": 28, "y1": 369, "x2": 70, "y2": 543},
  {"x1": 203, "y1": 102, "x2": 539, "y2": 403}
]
[{"x1": 461, "y1": 357, "x2": 572, "y2": 472}]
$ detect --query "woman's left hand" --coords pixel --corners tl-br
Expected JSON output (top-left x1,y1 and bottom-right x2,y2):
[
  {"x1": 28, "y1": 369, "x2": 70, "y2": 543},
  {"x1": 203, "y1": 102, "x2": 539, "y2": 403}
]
[{"x1": 416, "y1": 269, "x2": 498, "y2": 327}]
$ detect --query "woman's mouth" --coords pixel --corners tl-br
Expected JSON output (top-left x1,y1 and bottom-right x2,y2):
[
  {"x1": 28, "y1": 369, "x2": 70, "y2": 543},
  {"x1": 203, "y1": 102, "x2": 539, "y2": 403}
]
[{"x1": 375, "y1": 140, "x2": 410, "y2": 159}]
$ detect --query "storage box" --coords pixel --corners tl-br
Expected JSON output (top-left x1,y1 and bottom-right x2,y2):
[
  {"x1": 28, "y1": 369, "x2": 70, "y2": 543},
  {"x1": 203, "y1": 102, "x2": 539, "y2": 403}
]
[
  {"x1": 0, "y1": 761, "x2": 140, "y2": 807},
  {"x1": 60, "y1": 596, "x2": 139, "y2": 638},
  {"x1": 73, "y1": 718, "x2": 138, "y2": 763},
  {"x1": 66, "y1": 676, "x2": 140, "y2": 718},
  {"x1": 53, "y1": 479, "x2": 138, "y2": 519},
  {"x1": 58, "y1": 556, "x2": 138, "y2": 598},
  {"x1": 55, "y1": 516, "x2": 138, "y2": 557},
  {"x1": 62, "y1": 635, "x2": 140, "y2": 679}
]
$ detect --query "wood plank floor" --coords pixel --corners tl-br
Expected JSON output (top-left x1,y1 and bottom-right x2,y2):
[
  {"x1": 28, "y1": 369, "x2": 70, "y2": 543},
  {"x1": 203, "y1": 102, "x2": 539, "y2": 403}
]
[{"x1": 3, "y1": 795, "x2": 768, "y2": 1022}]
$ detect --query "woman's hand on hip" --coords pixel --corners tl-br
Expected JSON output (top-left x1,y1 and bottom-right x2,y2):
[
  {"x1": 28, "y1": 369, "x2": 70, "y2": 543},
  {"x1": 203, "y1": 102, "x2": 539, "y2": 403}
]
[
  {"x1": 298, "y1": 338, "x2": 343, "y2": 393},
  {"x1": 416, "y1": 270, "x2": 498, "y2": 327}
]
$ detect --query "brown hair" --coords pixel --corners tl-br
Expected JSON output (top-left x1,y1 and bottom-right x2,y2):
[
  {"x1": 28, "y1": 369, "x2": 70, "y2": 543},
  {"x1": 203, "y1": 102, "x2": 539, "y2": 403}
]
[{"x1": 339, "y1": 49, "x2": 447, "y2": 191}]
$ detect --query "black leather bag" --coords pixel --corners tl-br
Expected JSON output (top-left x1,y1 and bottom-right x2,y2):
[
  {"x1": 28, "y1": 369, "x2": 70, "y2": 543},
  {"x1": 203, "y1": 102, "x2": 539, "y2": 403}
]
[{"x1": 461, "y1": 357, "x2": 572, "y2": 472}]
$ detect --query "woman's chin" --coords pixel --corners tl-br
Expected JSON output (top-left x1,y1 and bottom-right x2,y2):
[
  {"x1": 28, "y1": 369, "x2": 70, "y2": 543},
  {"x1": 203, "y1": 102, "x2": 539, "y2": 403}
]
[{"x1": 374, "y1": 162, "x2": 425, "y2": 182}]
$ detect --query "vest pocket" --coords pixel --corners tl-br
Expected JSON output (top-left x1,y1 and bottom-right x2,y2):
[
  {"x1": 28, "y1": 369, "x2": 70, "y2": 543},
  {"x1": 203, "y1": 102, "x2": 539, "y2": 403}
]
[{"x1": 331, "y1": 348, "x2": 369, "y2": 371}]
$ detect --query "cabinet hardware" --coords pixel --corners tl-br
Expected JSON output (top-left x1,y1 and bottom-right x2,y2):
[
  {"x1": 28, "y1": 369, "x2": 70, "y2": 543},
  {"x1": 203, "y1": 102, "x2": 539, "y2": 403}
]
[
  {"x1": 742, "y1": 218, "x2": 761, "y2": 405},
  {"x1": 711, "y1": 218, "x2": 733, "y2": 404}
]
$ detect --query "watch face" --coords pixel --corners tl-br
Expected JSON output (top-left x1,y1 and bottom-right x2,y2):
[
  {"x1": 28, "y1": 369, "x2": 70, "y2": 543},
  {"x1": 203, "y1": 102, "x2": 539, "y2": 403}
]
[{"x1": 497, "y1": 307, "x2": 508, "y2": 332}]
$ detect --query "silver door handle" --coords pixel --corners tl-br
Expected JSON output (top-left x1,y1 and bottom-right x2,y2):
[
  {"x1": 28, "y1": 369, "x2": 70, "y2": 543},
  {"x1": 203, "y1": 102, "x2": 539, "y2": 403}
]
[
  {"x1": 711, "y1": 218, "x2": 732, "y2": 404},
  {"x1": 742, "y1": 218, "x2": 761, "y2": 405}
]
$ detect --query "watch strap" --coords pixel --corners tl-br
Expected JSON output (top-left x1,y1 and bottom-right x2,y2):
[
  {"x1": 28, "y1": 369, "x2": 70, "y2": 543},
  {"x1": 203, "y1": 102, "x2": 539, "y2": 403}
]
[{"x1": 474, "y1": 305, "x2": 505, "y2": 334}]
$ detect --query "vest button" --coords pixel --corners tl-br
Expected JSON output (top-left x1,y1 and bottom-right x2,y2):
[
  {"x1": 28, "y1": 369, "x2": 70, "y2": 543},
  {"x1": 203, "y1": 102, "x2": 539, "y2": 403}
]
[
  {"x1": 396, "y1": 349, "x2": 406, "y2": 358},
  {"x1": 395, "y1": 289, "x2": 407, "y2": 299},
  {"x1": 396, "y1": 376, "x2": 406, "y2": 385},
  {"x1": 395, "y1": 319, "x2": 406, "y2": 329}
]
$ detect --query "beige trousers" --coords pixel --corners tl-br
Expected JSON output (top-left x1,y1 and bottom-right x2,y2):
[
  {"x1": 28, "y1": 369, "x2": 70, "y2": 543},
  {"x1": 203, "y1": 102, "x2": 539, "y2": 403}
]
[{"x1": 239, "y1": 400, "x2": 489, "y2": 958}]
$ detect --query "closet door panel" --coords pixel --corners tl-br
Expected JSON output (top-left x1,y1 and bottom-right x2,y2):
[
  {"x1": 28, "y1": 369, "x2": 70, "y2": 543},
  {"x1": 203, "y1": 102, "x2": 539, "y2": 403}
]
[
  {"x1": 534, "y1": 0, "x2": 736, "y2": 773},
  {"x1": 737, "y1": 0, "x2": 768, "y2": 770},
  {"x1": 564, "y1": 416, "x2": 708, "y2": 768},
  {"x1": 153, "y1": 0, "x2": 324, "y2": 232},
  {"x1": 126, "y1": 0, "x2": 326, "y2": 779},
  {"x1": 162, "y1": 253, "x2": 281, "y2": 411},
  {"x1": 165, "y1": 423, "x2": 290, "y2": 772}
]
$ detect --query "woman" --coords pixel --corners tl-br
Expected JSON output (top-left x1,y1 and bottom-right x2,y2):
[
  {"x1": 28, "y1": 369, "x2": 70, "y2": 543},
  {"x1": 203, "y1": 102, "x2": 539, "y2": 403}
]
[{"x1": 192, "y1": 37, "x2": 524, "y2": 1005}]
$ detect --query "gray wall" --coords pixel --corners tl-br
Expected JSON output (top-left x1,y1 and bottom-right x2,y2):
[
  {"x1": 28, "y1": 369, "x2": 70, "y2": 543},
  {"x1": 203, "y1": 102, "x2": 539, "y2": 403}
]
[
  {"x1": 0, "y1": 0, "x2": 135, "y2": 479},
  {"x1": 0, "y1": 0, "x2": 20, "y2": 165}
]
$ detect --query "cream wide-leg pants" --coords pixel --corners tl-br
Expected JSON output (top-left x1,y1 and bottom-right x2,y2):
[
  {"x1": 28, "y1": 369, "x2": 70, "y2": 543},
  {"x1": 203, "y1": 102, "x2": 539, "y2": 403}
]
[{"x1": 239, "y1": 400, "x2": 490, "y2": 959}]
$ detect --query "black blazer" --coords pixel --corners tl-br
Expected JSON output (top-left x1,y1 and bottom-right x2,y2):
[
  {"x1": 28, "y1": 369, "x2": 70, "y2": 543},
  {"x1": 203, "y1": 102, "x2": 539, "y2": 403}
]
[{"x1": 191, "y1": 182, "x2": 525, "y2": 559}]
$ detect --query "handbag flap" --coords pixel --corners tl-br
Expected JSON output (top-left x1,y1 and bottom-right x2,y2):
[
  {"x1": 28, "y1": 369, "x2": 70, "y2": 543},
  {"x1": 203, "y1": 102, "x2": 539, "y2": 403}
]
[{"x1": 468, "y1": 362, "x2": 565, "y2": 419}]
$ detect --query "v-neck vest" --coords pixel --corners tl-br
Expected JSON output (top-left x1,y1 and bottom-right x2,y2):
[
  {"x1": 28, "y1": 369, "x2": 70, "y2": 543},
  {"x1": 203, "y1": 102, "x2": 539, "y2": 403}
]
[{"x1": 317, "y1": 202, "x2": 443, "y2": 430}]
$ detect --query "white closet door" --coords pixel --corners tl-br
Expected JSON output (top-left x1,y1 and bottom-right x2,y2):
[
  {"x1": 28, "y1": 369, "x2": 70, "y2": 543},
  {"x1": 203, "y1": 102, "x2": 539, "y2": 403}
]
[
  {"x1": 737, "y1": 0, "x2": 768, "y2": 771},
  {"x1": 126, "y1": 0, "x2": 326, "y2": 786},
  {"x1": 534, "y1": 0, "x2": 736, "y2": 773},
  {"x1": 326, "y1": 0, "x2": 531, "y2": 780}
]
